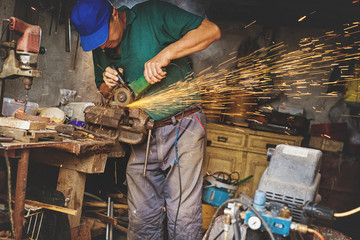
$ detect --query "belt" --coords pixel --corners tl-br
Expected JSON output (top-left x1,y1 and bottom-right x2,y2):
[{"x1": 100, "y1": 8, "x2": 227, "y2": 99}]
[{"x1": 154, "y1": 106, "x2": 201, "y2": 128}]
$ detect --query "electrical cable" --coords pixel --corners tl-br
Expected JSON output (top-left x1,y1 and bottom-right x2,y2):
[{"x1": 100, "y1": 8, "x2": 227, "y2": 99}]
[
  {"x1": 0, "y1": 144, "x2": 15, "y2": 237},
  {"x1": 173, "y1": 111, "x2": 184, "y2": 240},
  {"x1": 213, "y1": 229, "x2": 224, "y2": 240},
  {"x1": 307, "y1": 228, "x2": 325, "y2": 240},
  {"x1": 204, "y1": 195, "x2": 275, "y2": 240},
  {"x1": 334, "y1": 206, "x2": 360, "y2": 217},
  {"x1": 1, "y1": 21, "x2": 10, "y2": 40},
  {"x1": 170, "y1": 61, "x2": 185, "y2": 240},
  {"x1": 209, "y1": 171, "x2": 241, "y2": 185}
]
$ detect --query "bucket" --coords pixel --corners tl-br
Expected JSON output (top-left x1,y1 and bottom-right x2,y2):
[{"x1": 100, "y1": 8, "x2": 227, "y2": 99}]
[{"x1": 202, "y1": 175, "x2": 237, "y2": 207}]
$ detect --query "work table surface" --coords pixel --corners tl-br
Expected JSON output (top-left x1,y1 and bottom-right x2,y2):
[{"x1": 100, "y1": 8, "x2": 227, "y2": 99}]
[{"x1": 1, "y1": 137, "x2": 115, "y2": 155}]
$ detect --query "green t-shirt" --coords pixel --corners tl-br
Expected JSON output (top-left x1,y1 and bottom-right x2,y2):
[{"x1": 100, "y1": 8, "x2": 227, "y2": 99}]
[{"x1": 93, "y1": 0, "x2": 204, "y2": 121}]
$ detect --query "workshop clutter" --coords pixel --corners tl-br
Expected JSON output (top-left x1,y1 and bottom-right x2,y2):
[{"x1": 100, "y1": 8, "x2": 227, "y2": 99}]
[
  {"x1": 202, "y1": 173, "x2": 238, "y2": 207},
  {"x1": 2, "y1": 97, "x2": 38, "y2": 116}
]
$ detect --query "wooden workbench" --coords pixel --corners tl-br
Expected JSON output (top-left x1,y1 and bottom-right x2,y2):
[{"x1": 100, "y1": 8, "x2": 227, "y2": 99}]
[{"x1": 0, "y1": 137, "x2": 115, "y2": 240}]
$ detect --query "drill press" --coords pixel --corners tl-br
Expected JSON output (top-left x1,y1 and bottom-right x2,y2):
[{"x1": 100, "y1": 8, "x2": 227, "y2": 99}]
[{"x1": 0, "y1": 17, "x2": 44, "y2": 115}]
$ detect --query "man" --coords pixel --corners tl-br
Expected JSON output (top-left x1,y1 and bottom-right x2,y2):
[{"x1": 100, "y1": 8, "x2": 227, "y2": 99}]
[{"x1": 71, "y1": 0, "x2": 220, "y2": 238}]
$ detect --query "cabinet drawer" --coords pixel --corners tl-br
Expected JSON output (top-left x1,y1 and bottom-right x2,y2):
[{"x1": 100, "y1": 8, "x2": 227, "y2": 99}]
[
  {"x1": 207, "y1": 130, "x2": 245, "y2": 150},
  {"x1": 247, "y1": 135, "x2": 296, "y2": 154},
  {"x1": 204, "y1": 147, "x2": 245, "y2": 177}
]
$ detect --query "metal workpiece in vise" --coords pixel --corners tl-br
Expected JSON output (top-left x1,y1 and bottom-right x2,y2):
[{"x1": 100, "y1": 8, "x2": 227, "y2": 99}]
[
  {"x1": 84, "y1": 105, "x2": 154, "y2": 145},
  {"x1": 0, "y1": 17, "x2": 45, "y2": 89}
]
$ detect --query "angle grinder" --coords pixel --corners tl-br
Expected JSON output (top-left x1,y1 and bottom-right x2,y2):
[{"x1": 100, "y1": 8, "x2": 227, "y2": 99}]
[
  {"x1": 114, "y1": 66, "x2": 167, "y2": 107},
  {"x1": 113, "y1": 67, "x2": 153, "y2": 107}
]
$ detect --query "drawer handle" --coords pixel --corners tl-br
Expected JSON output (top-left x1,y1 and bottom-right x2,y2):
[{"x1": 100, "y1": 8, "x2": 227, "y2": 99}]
[
  {"x1": 266, "y1": 144, "x2": 277, "y2": 149},
  {"x1": 217, "y1": 136, "x2": 228, "y2": 143},
  {"x1": 207, "y1": 140, "x2": 212, "y2": 146}
]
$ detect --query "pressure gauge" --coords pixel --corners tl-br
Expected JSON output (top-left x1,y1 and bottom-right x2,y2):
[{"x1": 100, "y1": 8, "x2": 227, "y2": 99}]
[{"x1": 248, "y1": 215, "x2": 262, "y2": 230}]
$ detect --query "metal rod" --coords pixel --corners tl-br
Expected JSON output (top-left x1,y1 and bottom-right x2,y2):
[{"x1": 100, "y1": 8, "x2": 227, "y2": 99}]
[
  {"x1": 35, "y1": 211, "x2": 44, "y2": 240},
  {"x1": 14, "y1": 149, "x2": 30, "y2": 240},
  {"x1": 27, "y1": 213, "x2": 33, "y2": 234},
  {"x1": 0, "y1": 79, "x2": 6, "y2": 117},
  {"x1": 65, "y1": 11, "x2": 71, "y2": 52},
  {"x1": 106, "y1": 197, "x2": 111, "y2": 240},
  {"x1": 109, "y1": 201, "x2": 114, "y2": 240},
  {"x1": 73, "y1": 33, "x2": 80, "y2": 70},
  {"x1": 143, "y1": 129, "x2": 152, "y2": 177},
  {"x1": 31, "y1": 212, "x2": 39, "y2": 238}
]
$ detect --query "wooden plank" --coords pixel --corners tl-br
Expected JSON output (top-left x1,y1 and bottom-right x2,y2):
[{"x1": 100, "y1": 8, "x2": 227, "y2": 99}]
[
  {"x1": 70, "y1": 222, "x2": 92, "y2": 240},
  {"x1": 0, "y1": 127, "x2": 61, "y2": 143},
  {"x1": 94, "y1": 212, "x2": 117, "y2": 226},
  {"x1": 0, "y1": 117, "x2": 46, "y2": 130},
  {"x1": 57, "y1": 168, "x2": 86, "y2": 228},
  {"x1": 14, "y1": 113, "x2": 50, "y2": 124},
  {"x1": 83, "y1": 201, "x2": 128, "y2": 209},
  {"x1": 1, "y1": 138, "x2": 114, "y2": 155},
  {"x1": 30, "y1": 148, "x2": 108, "y2": 174},
  {"x1": 24, "y1": 199, "x2": 77, "y2": 215}
]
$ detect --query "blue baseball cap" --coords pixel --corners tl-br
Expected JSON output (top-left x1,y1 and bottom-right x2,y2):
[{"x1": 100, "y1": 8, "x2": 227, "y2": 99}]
[{"x1": 71, "y1": 0, "x2": 112, "y2": 51}]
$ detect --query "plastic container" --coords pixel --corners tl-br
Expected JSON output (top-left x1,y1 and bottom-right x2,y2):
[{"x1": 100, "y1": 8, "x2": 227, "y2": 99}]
[
  {"x1": 2, "y1": 97, "x2": 39, "y2": 116},
  {"x1": 62, "y1": 102, "x2": 95, "y2": 121},
  {"x1": 39, "y1": 107, "x2": 66, "y2": 123},
  {"x1": 202, "y1": 175, "x2": 237, "y2": 207}
]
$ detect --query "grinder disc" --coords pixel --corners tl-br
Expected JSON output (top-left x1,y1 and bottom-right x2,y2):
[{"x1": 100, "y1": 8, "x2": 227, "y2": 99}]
[{"x1": 114, "y1": 87, "x2": 133, "y2": 106}]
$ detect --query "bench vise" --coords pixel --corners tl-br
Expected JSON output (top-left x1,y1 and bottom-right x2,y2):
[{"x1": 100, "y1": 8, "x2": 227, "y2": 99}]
[{"x1": 84, "y1": 105, "x2": 154, "y2": 145}]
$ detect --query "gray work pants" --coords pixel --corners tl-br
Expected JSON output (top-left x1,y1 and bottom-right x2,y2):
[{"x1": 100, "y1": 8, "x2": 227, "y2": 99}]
[{"x1": 126, "y1": 111, "x2": 206, "y2": 240}]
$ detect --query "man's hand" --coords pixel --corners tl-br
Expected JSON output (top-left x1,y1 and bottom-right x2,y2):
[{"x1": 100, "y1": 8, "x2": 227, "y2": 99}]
[
  {"x1": 143, "y1": 19, "x2": 220, "y2": 85},
  {"x1": 103, "y1": 67, "x2": 124, "y2": 88},
  {"x1": 144, "y1": 53, "x2": 168, "y2": 84}
]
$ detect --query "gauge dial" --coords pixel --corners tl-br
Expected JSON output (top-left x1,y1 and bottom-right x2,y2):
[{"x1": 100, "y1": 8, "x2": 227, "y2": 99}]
[{"x1": 248, "y1": 215, "x2": 262, "y2": 230}]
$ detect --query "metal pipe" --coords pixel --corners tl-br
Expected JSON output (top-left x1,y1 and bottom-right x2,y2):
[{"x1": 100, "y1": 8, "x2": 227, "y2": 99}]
[
  {"x1": 106, "y1": 197, "x2": 111, "y2": 240},
  {"x1": 14, "y1": 149, "x2": 30, "y2": 240},
  {"x1": 0, "y1": 79, "x2": 5, "y2": 117},
  {"x1": 35, "y1": 211, "x2": 44, "y2": 239},
  {"x1": 143, "y1": 129, "x2": 152, "y2": 177},
  {"x1": 110, "y1": 201, "x2": 114, "y2": 240},
  {"x1": 31, "y1": 212, "x2": 39, "y2": 238},
  {"x1": 27, "y1": 214, "x2": 33, "y2": 234}
]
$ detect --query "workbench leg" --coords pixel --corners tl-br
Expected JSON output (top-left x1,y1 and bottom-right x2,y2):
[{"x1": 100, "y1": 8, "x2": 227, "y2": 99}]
[
  {"x1": 57, "y1": 168, "x2": 86, "y2": 228},
  {"x1": 14, "y1": 149, "x2": 30, "y2": 240}
]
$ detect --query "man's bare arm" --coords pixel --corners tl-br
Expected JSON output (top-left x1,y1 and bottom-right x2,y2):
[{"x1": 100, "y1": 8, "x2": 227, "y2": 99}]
[{"x1": 144, "y1": 19, "x2": 221, "y2": 84}]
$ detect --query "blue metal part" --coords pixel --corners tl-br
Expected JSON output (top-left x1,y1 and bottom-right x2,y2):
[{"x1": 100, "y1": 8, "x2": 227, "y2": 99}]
[
  {"x1": 245, "y1": 190, "x2": 292, "y2": 236},
  {"x1": 254, "y1": 190, "x2": 267, "y2": 213},
  {"x1": 245, "y1": 211, "x2": 292, "y2": 236}
]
